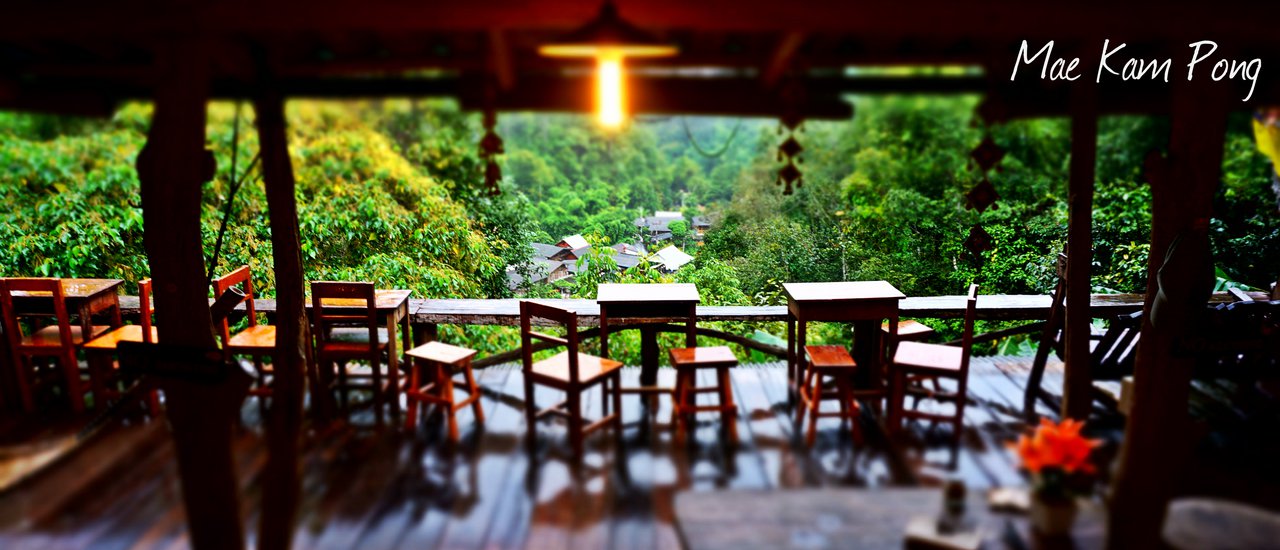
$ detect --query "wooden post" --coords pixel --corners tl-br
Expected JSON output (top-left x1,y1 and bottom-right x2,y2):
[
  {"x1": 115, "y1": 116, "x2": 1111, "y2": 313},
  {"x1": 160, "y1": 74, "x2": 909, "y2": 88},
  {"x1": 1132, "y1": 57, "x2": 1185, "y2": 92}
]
[
  {"x1": 253, "y1": 89, "x2": 311, "y2": 550},
  {"x1": 139, "y1": 40, "x2": 245, "y2": 550},
  {"x1": 1062, "y1": 85, "x2": 1096, "y2": 420},
  {"x1": 1108, "y1": 83, "x2": 1227, "y2": 547}
]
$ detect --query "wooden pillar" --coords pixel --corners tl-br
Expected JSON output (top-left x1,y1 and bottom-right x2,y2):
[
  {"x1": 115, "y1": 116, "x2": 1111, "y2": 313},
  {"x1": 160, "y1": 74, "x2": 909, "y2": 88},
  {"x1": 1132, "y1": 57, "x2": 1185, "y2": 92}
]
[
  {"x1": 138, "y1": 40, "x2": 244, "y2": 550},
  {"x1": 1062, "y1": 85, "x2": 1097, "y2": 420},
  {"x1": 1108, "y1": 83, "x2": 1227, "y2": 547},
  {"x1": 253, "y1": 90, "x2": 311, "y2": 550}
]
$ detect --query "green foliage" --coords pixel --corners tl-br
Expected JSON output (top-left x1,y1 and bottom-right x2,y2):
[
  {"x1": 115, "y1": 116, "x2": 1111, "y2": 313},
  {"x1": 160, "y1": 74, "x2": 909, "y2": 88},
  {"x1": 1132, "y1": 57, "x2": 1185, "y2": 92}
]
[{"x1": 3, "y1": 94, "x2": 1277, "y2": 364}]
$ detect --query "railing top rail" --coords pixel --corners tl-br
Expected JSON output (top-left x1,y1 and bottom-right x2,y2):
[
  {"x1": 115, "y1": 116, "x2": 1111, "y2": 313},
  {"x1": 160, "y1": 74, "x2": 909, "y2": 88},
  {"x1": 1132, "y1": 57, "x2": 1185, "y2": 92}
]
[{"x1": 110, "y1": 291, "x2": 1270, "y2": 326}]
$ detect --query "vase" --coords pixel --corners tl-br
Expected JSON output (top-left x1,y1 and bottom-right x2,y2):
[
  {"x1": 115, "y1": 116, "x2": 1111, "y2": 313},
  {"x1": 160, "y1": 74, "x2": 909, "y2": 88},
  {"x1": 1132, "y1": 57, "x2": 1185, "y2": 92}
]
[{"x1": 1030, "y1": 495, "x2": 1078, "y2": 537}]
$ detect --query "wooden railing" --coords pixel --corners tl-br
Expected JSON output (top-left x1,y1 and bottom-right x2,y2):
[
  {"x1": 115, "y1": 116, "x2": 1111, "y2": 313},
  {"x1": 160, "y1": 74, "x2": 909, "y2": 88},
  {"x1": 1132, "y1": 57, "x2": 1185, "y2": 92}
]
[{"x1": 113, "y1": 291, "x2": 1266, "y2": 368}]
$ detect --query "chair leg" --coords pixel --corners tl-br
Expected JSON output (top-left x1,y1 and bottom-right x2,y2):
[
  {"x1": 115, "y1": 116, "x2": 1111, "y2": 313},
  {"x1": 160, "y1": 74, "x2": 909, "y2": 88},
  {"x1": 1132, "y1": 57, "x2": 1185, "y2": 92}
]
[
  {"x1": 443, "y1": 369, "x2": 458, "y2": 442},
  {"x1": 464, "y1": 361, "x2": 485, "y2": 423},
  {"x1": 568, "y1": 390, "x2": 584, "y2": 463},
  {"x1": 718, "y1": 366, "x2": 737, "y2": 443},
  {"x1": 806, "y1": 374, "x2": 821, "y2": 448},
  {"x1": 404, "y1": 360, "x2": 421, "y2": 431},
  {"x1": 13, "y1": 355, "x2": 34, "y2": 412},
  {"x1": 60, "y1": 348, "x2": 84, "y2": 413},
  {"x1": 672, "y1": 368, "x2": 688, "y2": 440},
  {"x1": 370, "y1": 351, "x2": 384, "y2": 425},
  {"x1": 523, "y1": 371, "x2": 537, "y2": 451}
]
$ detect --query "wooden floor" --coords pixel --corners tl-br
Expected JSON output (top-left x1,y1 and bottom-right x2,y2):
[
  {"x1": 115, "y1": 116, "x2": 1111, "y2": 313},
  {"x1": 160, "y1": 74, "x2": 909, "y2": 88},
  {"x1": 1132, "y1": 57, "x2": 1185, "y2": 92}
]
[{"x1": 0, "y1": 357, "x2": 1103, "y2": 549}]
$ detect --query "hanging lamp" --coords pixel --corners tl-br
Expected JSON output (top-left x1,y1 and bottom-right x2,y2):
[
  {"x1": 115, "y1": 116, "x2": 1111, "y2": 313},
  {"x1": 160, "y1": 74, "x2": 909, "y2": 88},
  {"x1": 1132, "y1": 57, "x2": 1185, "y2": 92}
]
[{"x1": 538, "y1": 1, "x2": 677, "y2": 129}]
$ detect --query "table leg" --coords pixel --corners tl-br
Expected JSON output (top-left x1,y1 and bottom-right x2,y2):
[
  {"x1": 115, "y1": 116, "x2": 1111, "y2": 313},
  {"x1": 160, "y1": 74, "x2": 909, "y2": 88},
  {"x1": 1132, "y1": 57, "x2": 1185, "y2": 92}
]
[
  {"x1": 796, "y1": 320, "x2": 807, "y2": 393},
  {"x1": 639, "y1": 325, "x2": 659, "y2": 388},
  {"x1": 786, "y1": 314, "x2": 796, "y2": 388},
  {"x1": 599, "y1": 307, "x2": 610, "y2": 359},
  {"x1": 385, "y1": 313, "x2": 400, "y2": 417}
]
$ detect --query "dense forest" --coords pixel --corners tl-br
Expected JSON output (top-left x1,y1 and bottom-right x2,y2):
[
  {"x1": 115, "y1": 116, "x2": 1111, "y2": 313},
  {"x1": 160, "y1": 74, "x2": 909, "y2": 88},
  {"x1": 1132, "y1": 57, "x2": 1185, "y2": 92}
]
[{"x1": 1, "y1": 95, "x2": 1276, "y2": 360}]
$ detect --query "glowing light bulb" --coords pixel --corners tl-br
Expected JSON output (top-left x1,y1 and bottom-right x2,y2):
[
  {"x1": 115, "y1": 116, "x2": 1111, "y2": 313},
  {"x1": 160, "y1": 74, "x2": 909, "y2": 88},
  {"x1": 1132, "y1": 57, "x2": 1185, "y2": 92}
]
[{"x1": 596, "y1": 51, "x2": 625, "y2": 129}]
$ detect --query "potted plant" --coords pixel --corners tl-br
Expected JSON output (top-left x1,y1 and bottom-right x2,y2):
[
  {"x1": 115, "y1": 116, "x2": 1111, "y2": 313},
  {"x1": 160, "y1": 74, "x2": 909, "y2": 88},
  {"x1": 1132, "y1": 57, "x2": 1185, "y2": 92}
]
[{"x1": 1011, "y1": 418, "x2": 1102, "y2": 536}]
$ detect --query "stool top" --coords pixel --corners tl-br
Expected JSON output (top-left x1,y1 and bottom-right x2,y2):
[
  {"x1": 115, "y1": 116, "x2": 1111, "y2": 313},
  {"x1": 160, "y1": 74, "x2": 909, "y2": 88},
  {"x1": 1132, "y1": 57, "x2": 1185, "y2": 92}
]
[
  {"x1": 880, "y1": 319, "x2": 936, "y2": 339},
  {"x1": 805, "y1": 345, "x2": 856, "y2": 368},
  {"x1": 406, "y1": 341, "x2": 477, "y2": 364},
  {"x1": 669, "y1": 346, "x2": 737, "y2": 367}
]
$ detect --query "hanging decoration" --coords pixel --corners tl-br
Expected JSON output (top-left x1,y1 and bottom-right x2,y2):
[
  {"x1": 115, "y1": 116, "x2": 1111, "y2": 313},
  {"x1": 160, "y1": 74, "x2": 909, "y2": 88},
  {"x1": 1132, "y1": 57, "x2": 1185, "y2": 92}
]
[
  {"x1": 479, "y1": 107, "x2": 504, "y2": 197},
  {"x1": 963, "y1": 225, "x2": 995, "y2": 257},
  {"x1": 962, "y1": 132, "x2": 1007, "y2": 257},
  {"x1": 776, "y1": 80, "x2": 807, "y2": 195}
]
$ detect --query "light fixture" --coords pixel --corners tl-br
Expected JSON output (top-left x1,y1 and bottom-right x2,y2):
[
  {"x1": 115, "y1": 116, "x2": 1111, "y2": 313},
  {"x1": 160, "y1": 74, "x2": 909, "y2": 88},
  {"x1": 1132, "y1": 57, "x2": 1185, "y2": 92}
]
[{"x1": 538, "y1": 1, "x2": 677, "y2": 129}]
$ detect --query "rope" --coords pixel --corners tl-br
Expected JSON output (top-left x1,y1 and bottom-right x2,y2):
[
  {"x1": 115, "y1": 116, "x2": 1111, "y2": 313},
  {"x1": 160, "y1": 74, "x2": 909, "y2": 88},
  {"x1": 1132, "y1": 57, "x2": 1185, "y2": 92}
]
[
  {"x1": 205, "y1": 102, "x2": 261, "y2": 289},
  {"x1": 681, "y1": 117, "x2": 743, "y2": 158}
]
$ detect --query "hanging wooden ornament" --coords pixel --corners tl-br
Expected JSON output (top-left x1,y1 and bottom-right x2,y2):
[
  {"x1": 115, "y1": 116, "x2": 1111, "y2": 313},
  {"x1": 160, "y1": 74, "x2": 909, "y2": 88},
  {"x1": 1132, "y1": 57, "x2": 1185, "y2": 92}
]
[
  {"x1": 479, "y1": 107, "x2": 504, "y2": 196},
  {"x1": 963, "y1": 225, "x2": 995, "y2": 257},
  {"x1": 970, "y1": 135, "x2": 1006, "y2": 172},
  {"x1": 775, "y1": 79, "x2": 806, "y2": 195},
  {"x1": 777, "y1": 159, "x2": 803, "y2": 194},
  {"x1": 964, "y1": 176, "x2": 1001, "y2": 213}
]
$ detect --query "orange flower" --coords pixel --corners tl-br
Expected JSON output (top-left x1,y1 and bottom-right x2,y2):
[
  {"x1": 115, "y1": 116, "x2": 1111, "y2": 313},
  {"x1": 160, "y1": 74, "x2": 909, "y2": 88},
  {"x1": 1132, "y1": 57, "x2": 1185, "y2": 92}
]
[{"x1": 1010, "y1": 418, "x2": 1102, "y2": 475}]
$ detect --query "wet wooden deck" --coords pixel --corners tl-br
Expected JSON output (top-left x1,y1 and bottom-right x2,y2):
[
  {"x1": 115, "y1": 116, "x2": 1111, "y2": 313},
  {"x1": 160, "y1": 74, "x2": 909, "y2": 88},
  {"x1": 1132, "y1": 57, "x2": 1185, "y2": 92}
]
[
  {"x1": 19, "y1": 354, "x2": 1280, "y2": 547},
  {"x1": 0, "y1": 357, "x2": 1079, "y2": 549}
]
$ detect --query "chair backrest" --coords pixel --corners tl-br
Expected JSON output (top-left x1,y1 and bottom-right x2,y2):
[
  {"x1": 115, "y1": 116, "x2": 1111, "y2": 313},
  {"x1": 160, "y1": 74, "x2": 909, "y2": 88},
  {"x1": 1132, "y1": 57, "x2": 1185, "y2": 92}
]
[
  {"x1": 0, "y1": 277, "x2": 74, "y2": 349},
  {"x1": 519, "y1": 300, "x2": 582, "y2": 383},
  {"x1": 138, "y1": 278, "x2": 154, "y2": 343},
  {"x1": 958, "y1": 283, "x2": 980, "y2": 373},
  {"x1": 212, "y1": 265, "x2": 258, "y2": 343},
  {"x1": 310, "y1": 281, "x2": 378, "y2": 349}
]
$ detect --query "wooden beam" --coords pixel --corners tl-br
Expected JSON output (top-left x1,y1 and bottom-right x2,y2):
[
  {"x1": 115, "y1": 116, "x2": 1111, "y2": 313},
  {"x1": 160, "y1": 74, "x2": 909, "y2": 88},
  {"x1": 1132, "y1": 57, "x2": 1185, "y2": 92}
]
[
  {"x1": 1108, "y1": 81, "x2": 1228, "y2": 547},
  {"x1": 253, "y1": 87, "x2": 311, "y2": 550},
  {"x1": 1062, "y1": 83, "x2": 1096, "y2": 420},
  {"x1": 138, "y1": 39, "x2": 245, "y2": 550},
  {"x1": 760, "y1": 32, "x2": 805, "y2": 88},
  {"x1": 488, "y1": 29, "x2": 515, "y2": 91}
]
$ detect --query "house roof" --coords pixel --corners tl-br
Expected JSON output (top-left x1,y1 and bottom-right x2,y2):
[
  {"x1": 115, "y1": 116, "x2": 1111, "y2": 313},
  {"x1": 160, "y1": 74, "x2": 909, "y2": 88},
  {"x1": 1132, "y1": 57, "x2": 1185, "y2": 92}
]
[
  {"x1": 611, "y1": 242, "x2": 646, "y2": 256},
  {"x1": 531, "y1": 242, "x2": 562, "y2": 259},
  {"x1": 614, "y1": 254, "x2": 642, "y2": 270},
  {"x1": 692, "y1": 216, "x2": 712, "y2": 227},
  {"x1": 652, "y1": 245, "x2": 694, "y2": 271},
  {"x1": 557, "y1": 234, "x2": 590, "y2": 250}
]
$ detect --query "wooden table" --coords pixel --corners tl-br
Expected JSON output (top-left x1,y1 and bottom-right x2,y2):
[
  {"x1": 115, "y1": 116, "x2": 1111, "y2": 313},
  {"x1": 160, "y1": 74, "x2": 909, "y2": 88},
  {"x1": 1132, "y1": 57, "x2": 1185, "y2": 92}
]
[
  {"x1": 676, "y1": 488, "x2": 1104, "y2": 550},
  {"x1": 9, "y1": 278, "x2": 125, "y2": 337},
  {"x1": 597, "y1": 283, "x2": 700, "y2": 397},
  {"x1": 784, "y1": 281, "x2": 906, "y2": 396}
]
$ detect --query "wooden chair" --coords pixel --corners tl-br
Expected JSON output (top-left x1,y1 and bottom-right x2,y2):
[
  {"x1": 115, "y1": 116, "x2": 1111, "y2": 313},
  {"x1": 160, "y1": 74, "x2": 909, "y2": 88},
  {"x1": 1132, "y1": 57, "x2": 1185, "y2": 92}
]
[
  {"x1": 520, "y1": 301, "x2": 622, "y2": 462},
  {"x1": 213, "y1": 265, "x2": 276, "y2": 398},
  {"x1": 889, "y1": 284, "x2": 978, "y2": 446},
  {"x1": 669, "y1": 345, "x2": 738, "y2": 442},
  {"x1": 796, "y1": 345, "x2": 862, "y2": 447},
  {"x1": 0, "y1": 277, "x2": 110, "y2": 412},
  {"x1": 311, "y1": 281, "x2": 399, "y2": 422},
  {"x1": 404, "y1": 340, "x2": 484, "y2": 440},
  {"x1": 82, "y1": 279, "x2": 161, "y2": 413}
]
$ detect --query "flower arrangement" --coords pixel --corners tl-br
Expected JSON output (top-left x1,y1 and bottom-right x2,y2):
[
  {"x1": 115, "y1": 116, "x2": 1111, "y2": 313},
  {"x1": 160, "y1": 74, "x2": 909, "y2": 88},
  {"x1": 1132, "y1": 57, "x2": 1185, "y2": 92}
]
[{"x1": 1012, "y1": 418, "x2": 1103, "y2": 503}]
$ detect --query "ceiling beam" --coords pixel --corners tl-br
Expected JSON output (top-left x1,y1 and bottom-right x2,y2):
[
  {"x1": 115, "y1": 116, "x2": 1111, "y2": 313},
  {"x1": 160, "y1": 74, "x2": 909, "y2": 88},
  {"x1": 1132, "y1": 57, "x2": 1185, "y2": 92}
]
[
  {"x1": 488, "y1": 29, "x2": 516, "y2": 91},
  {"x1": 760, "y1": 32, "x2": 805, "y2": 89}
]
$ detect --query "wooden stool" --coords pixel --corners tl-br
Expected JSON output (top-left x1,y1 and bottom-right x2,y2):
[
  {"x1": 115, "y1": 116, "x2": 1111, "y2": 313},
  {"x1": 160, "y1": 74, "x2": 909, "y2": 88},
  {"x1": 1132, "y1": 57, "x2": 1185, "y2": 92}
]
[
  {"x1": 882, "y1": 319, "x2": 936, "y2": 342},
  {"x1": 669, "y1": 346, "x2": 738, "y2": 441},
  {"x1": 405, "y1": 341, "x2": 484, "y2": 440},
  {"x1": 797, "y1": 345, "x2": 862, "y2": 447}
]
